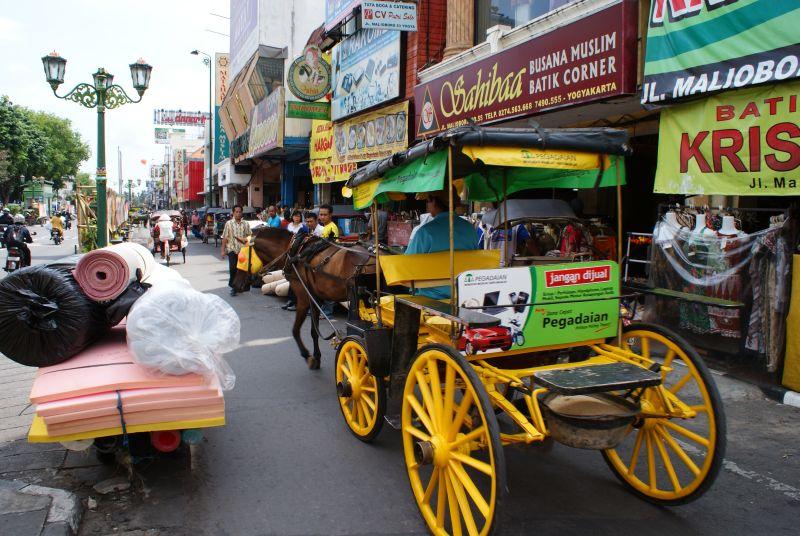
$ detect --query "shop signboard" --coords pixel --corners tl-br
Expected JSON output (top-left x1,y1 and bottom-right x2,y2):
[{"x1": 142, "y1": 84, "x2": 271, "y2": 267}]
[
  {"x1": 310, "y1": 120, "x2": 357, "y2": 184},
  {"x1": 215, "y1": 53, "x2": 231, "y2": 164},
  {"x1": 655, "y1": 80, "x2": 800, "y2": 196},
  {"x1": 456, "y1": 262, "x2": 619, "y2": 353},
  {"x1": 362, "y1": 1, "x2": 417, "y2": 31},
  {"x1": 287, "y1": 46, "x2": 332, "y2": 102},
  {"x1": 287, "y1": 101, "x2": 331, "y2": 120},
  {"x1": 332, "y1": 100, "x2": 409, "y2": 164},
  {"x1": 230, "y1": 0, "x2": 258, "y2": 79},
  {"x1": 331, "y1": 28, "x2": 401, "y2": 121},
  {"x1": 325, "y1": 0, "x2": 362, "y2": 31},
  {"x1": 249, "y1": 87, "x2": 285, "y2": 158},
  {"x1": 413, "y1": 1, "x2": 637, "y2": 138},
  {"x1": 642, "y1": 1, "x2": 800, "y2": 105},
  {"x1": 153, "y1": 109, "x2": 210, "y2": 126},
  {"x1": 154, "y1": 127, "x2": 185, "y2": 144}
]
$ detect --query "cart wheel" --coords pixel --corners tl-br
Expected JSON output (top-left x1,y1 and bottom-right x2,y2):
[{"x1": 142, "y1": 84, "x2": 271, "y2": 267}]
[
  {"x1": 335, "y1": 337, "x2": 386, "y2": 442},
  {"x1": 402, "y1": 344, "x2": 506, "y2": 536},
  {"x1": 602, "y1": 322, "x2": 726, "y2": 505}
]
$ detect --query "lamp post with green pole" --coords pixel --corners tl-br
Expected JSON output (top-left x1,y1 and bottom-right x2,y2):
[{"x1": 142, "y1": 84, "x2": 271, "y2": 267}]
[{"x1": 40, "y1": 51, "x2": 152, "y2": 248}]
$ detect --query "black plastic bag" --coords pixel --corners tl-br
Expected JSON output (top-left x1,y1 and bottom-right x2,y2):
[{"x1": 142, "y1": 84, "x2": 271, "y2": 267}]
[
  {"x1": 0, "y1": 265, "x2": 109, "y2": 367},
  {"x1": 104, "y1": 280, "x2": 150, "y2": 326}
]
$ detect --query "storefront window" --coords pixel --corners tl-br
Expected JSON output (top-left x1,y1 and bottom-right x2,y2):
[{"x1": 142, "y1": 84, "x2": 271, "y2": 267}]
[{"x1": 475, "y1": 0, "x2": 576, "y2": 43}]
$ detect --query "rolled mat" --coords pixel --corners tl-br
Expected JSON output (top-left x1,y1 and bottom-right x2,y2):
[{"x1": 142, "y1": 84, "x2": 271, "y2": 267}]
[
  {"x1": 0, "y1": 265, "x2": 109, "y2": 367},
  {"x1": 74, "y1": 242, "x2": 156, "y2": 302}
]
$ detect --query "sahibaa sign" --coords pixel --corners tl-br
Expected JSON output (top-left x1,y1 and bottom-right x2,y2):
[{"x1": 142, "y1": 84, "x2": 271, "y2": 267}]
[
  {"x1": 153, "y1": 109, "x2": 210, "y2": 126},
  {"x1": 414, "y1": 1, "x2": 637, "y2": 138}
]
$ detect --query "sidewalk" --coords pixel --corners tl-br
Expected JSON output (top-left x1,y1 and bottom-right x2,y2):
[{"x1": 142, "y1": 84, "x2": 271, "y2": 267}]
[{"x1": 0, "y1": 359, "x2": 36, "y2": 446}]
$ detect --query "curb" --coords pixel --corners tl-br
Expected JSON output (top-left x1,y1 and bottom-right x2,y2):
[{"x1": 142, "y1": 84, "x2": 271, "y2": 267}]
[
  {"x1": 760, "y1": 385, "x2": 800, "y2": 408},
  {"x1": 0, "y1": 479, "x2": 83, "y2": 536}
]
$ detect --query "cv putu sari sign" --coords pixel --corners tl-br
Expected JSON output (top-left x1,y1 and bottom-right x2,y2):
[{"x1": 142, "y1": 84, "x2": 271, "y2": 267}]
[{"x1": 362, "y1": 1, "x2": 417, "y2": 32}]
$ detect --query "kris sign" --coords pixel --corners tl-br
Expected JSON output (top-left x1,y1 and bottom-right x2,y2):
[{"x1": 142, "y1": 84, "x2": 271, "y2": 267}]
[
  {"x1": 642, "y1": 0, "x2": 800, "y2": 104},
  {"x1": 655, "y1": 80, "x2": 800, "y2": 195},
  {"x1": 414, "y1": 1, "x2": 637, "y2": 138},
  {"x1": 362, "y1": 1, "x2": 417, "y2": 31}
]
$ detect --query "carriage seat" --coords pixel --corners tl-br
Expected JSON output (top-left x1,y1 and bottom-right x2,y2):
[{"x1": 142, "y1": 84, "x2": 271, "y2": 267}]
[{"x1": 376, "y1": 250, "x2": 502, "y2": 332}]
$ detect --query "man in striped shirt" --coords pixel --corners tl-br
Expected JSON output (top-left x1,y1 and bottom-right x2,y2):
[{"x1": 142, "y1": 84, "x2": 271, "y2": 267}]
[{"x1": 221, "y1": 205, "x2": 252, "y2": 296}]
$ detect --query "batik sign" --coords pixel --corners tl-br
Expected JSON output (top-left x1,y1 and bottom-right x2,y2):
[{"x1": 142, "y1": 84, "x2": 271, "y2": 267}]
[
  {"x1": 655, "y1": 80, "x2": 800, "y2": 195},
  {"x1": 643, "y1": 1, "x2": 800, "y2": 105},
  {"x1": 414, "y1": 1, "x2": 637, "y2": 138},
  {"x1": 310, "y1": 120, "x2": 357, "y2": 183}
]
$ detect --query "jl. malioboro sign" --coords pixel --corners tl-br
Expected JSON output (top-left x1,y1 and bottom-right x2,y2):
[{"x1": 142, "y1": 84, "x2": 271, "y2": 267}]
[{"x1": 414, "y1": 1, "x2": 637, "y2": 138}]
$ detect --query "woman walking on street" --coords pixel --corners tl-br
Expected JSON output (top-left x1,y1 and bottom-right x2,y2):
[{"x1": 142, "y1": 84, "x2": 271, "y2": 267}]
[{"x1": 220, "y1": 205, "x2": 252, "y2": 296}]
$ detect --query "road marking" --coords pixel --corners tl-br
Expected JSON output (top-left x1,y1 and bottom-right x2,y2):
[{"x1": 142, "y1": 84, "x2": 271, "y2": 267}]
[{"x1": 239, "y1": 337, "x2": 292, "y2": 348}]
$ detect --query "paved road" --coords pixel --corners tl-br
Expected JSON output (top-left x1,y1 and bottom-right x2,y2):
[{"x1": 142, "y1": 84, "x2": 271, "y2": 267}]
[
  {"x1": 1, "y1": 233, "x2": 799, "y2": 535},
  {"x1": 84, "y1": 238, "x2": 800, "y2": 536}
]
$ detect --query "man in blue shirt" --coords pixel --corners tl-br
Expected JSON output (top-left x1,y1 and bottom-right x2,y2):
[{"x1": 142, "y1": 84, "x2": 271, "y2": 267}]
[
  {"x1": 265, "y1": 205, "x2": 282, "y2": 228},
  {"x1": 405, "y1": 190, "x2": 477, "y2": 299}
]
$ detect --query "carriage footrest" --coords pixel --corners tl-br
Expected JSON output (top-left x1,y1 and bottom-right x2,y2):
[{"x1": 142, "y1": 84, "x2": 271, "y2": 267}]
[{"x1": 533, "y1": 363, "x2": 661, "y2": 395}]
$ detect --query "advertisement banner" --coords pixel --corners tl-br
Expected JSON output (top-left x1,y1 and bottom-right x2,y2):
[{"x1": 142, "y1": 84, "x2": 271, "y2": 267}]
[
  {"x1": 655, "y1": 81, "x2": 800, "y2": 195},
  {"x1": 154, "y1": 127, "x2": 185, "y2": 144},
  {"x1": 249, "y1": 87, "x2": 285, "y2": 158},
  {"x1": 413, "y1": 1, "x2": 637, "y2": 138},
  {"x1": 642, "y1": 1, "x2": 800, "y2": 105},
  {"x1": 287, "y1": 46, "x2": 332, "y2": 102},
  {"x1": 153, "y1": 109, "x2": 210, "y2": 126},
  {"x1": 332, "y1": 100, "x2": 409, "y2": 164},
  {"x1": 215, "y1": 53, "x2": 231, "y2": 164},
  {"x1": 325, "y1": 0, "x2": 361, "y2": 30},
  {"x1": 362, "y1": 1, "x2": 417, "y2": 31},
  {"x1": 310, "y1": 120, "x2": 357, "y2": 184},
  {"x1": 456, "y1": 262, "x2": 619, "y2": 353},
  {"x1": 331, "y1": 28, "x2": 401, "y2": 121},
  {"x1": 230, "y1": 0, "x2": 258, "y2": 79},
  {"x1": 287, "y1": 101, "x2": 331, "y2": 120}
]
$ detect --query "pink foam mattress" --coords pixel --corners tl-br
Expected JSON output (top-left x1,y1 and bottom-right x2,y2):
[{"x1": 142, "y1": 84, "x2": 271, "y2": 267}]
[
  {"x1": 45, "y1": 404, "x2": 225, "y2": 436},
  {"x1": 31, "y1": 329, "x2": 207, "y2": 404},
  {"x1": 41, "y1": 391, "x2": 223, "y2": 425}
]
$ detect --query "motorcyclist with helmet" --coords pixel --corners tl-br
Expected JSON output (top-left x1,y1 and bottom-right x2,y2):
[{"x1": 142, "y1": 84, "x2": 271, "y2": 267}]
[
  {"x1": 4, "y1": 214, "x2": 33, "y2": 267},
  {"x1": 0, "y1": 208, "x2": 13, "y2": 225}
]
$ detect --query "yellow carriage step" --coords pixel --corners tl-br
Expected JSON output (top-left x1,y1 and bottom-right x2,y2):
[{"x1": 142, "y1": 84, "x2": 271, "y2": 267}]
[{"x1": 533, "y1": 362, "x2": 661, "y2": 395}]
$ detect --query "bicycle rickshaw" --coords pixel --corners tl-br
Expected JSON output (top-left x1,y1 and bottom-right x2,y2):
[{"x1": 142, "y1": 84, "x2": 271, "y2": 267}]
[
  {"x1": 150, "y1": 210, "x2": 186, "y2": 266},
  {"x1": 334, "y1": 126, "x2": 726, "y2": 535}
]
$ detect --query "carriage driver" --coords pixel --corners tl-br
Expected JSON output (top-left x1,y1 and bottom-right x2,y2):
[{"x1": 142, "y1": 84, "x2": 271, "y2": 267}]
[{"x1": 405, "y1": 188, "x2": 477, "y2": 299}]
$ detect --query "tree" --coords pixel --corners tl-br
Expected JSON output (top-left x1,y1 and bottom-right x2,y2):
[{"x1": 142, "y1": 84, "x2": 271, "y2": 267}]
[{"x1": 28, "y1": 111, "x2": 90, "y2": 191}]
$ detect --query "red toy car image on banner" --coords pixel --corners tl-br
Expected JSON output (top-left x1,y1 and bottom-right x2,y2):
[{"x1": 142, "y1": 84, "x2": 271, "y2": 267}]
[{"x1": 458, "y1": 326, "x2": 513, "y2": 355}]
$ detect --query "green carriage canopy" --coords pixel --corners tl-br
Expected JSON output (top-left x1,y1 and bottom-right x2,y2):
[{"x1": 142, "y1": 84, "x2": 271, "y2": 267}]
[{"x1": 347, "y1": 126, "x2": 631, "y2": 209}]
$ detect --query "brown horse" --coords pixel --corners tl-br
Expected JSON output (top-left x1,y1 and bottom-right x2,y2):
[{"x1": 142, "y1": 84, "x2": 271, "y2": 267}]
[{"x1": 232, "y1": 227, "x2": 375, "y2": 369}]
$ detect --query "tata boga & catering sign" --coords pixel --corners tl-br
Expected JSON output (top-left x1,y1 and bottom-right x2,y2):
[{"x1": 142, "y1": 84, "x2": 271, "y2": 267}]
[
  {"x1": 414, "y1": 1, "x2": 637, "y2": 138},
  {"x1": 362, "y1": 1, "x2": 417, "y2": 32}
]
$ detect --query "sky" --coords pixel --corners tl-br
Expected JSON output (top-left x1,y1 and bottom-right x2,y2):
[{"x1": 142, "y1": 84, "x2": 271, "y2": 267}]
[{"x1": 0, "y1": 0, "x2": 230, "y2": 193}]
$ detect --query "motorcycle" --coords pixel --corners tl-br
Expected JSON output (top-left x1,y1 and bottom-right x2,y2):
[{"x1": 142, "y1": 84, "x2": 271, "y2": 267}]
[
  {"x1": 0, "y1": 224, "x2": 7, "y2": 248},
  {"x1": 5, "y1": 245, "x2": 23, "y2": 272},
  {"x1": 51, "y1": 228, "x2": 62, "y2": 245}
]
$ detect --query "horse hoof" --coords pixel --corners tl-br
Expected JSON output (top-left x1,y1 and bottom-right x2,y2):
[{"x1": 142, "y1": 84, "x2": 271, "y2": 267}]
[{"x1": 306, "y1": 357, "x2": 320, "y2": 370}]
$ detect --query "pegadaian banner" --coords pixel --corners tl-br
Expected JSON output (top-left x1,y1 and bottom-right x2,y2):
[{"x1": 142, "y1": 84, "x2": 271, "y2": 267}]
[{"x1": 655, "y1": 80, "x2": 800, "y2": 195}]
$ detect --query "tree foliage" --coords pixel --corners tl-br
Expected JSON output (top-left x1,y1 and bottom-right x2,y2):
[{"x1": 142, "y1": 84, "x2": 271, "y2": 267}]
[{"x1": 0, "y1": 96, "x2": 90, "y2": 202}]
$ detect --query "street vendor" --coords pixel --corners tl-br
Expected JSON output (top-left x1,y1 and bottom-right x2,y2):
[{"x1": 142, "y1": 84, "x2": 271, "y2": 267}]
[{"x1": 405, "y1": 189, "x2": 477, "y2": 299}]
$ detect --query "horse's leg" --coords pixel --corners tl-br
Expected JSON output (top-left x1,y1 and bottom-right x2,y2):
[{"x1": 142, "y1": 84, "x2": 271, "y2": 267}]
[
  {"x1": 309, "y1": 303, "x2": 321, "y2": 369},
  {"x1": 292, "y1": 282, "x2": 312, "y2": 362}
]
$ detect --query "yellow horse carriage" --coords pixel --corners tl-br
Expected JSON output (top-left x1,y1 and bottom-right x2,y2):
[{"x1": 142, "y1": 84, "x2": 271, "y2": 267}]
[{"x1": 334, "y1": 126, "x2": 725, "y2": 535}]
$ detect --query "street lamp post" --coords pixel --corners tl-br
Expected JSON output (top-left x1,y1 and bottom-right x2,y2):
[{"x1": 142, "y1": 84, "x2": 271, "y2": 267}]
[
  {"x1": 191, "y1": 50, "x2": 213, "y2": 208},
  {"x1": 41, "y1": 51, "x2": 152, "y2": 248}
]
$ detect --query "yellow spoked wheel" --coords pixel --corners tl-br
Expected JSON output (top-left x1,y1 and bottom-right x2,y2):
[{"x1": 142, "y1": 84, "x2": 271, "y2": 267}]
[
  {"x1": 335, "y1": 337, "x2": 386, "y2": 442},
  {"x1": 602, "y1": 323, "x2": 726, "y2": 505},
  {"x1": 402, "y1": 344, "x2": 506, "y2": 536}
]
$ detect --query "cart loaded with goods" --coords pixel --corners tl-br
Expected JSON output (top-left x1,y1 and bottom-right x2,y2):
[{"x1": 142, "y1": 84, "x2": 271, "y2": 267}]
[{"x1": 0, "y1": 242, "x2": 238, "y2": 461}]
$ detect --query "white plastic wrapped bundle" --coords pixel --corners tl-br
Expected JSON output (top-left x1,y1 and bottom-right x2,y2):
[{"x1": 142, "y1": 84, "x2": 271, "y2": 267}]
[
  {"x1": 262, "y1": 270, "x2": 284, "y2": 284},
  {"x1": 261, "y1": 280, "x2": 284, "y2": 295},
  {"x1": 275, "y1": 281, "x2": 291, "y2": 297},
  {"x1": 126, "y1": 285, "x2": 239, "y2": 390},
  {"x1": 141, "y1": 263, "x2": 191, "y2": 288}
]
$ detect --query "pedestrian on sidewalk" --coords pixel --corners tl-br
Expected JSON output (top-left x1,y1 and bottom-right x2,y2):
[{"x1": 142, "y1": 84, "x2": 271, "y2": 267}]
[
  {"x1": 191, "y1": 210, "x2": 201, "y2": 239},
  {"x1": 220, "y1": 205, "x2": 252, "y2": 296},
  {"x1": 265, "y1": 205, "x2": 282, "y2": 228}
]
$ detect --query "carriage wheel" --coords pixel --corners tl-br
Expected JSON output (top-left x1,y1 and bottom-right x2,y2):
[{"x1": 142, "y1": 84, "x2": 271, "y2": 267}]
[
  {"x1": 402, "y1": 344, "x2": 505, "y2": 536},
  {"x1": 602, "y1": 322, "x2": 726, "y2": 505},
  {"x1": 335, "y1": 337, "x2": 386, "y2": 442}
]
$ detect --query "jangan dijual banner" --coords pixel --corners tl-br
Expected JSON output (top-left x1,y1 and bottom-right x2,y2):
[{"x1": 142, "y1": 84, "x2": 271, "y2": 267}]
[
  {"x1": 642, "y1": 0, "x2": 800, "y2": 105},
  {"x1": 655, "y1": 80, "x2": 800, "y2": 195}
]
